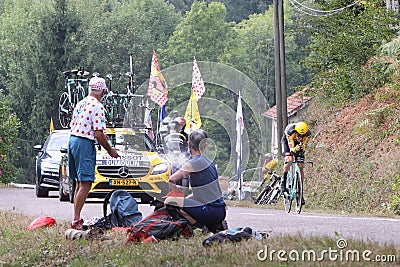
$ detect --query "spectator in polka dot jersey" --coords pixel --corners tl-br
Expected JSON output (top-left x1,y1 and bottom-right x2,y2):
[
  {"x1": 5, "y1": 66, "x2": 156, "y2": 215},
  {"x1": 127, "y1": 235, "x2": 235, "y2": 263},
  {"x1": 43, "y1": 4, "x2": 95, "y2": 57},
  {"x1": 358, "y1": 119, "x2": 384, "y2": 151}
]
[{"x1": 68, "y1": 76, "x2": 120, "y2": 230}]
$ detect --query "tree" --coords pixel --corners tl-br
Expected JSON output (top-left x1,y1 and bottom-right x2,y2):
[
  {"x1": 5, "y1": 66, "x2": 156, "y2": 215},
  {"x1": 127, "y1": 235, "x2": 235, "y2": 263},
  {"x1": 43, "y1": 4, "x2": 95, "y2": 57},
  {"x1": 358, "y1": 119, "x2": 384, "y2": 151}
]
[
  {"x1": 75, "y1": 0, "x2": 181, "y2": 90},
  {"x1": 0, "y1": 90, "x2": 21, "y2": 184},
  {"x1": 302, "y1": 0, "x2": 398, "y2": 104},
  {"x1": 222, "y1": 2, "x2": 312, "y2": 108},
  {"x1": 162, "y1": 1, "x2": 235, "y2": 64}
]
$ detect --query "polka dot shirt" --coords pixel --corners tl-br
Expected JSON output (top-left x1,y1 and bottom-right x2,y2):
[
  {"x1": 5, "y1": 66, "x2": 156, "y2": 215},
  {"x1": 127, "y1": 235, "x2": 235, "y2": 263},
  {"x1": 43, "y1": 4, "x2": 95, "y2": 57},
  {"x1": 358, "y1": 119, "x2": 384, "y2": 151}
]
[{"x1": 70, "y1": 96, "x2": 106, "y2": 140}]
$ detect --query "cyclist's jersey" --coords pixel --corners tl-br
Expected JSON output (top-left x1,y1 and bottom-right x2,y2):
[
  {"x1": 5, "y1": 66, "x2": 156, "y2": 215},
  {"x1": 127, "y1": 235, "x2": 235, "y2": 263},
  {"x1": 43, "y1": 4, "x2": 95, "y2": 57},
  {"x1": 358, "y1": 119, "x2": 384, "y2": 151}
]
[
  {"x1": 263, "y1": 159, "x2": 278, "y2": 180},
  {"x1": 283, "y1": 123, "x2": 311, "y2": 153},
  {"x1": 70, "y1": 96, "x2": 106, "y2": 140}
]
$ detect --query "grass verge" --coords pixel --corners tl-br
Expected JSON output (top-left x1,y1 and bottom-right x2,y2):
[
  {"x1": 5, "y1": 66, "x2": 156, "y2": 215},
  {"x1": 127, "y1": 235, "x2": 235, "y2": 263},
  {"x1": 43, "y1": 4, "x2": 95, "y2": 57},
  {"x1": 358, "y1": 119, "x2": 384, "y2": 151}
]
[{"x1": 0, "y1": 210, "x2": 398, "y2": 267}]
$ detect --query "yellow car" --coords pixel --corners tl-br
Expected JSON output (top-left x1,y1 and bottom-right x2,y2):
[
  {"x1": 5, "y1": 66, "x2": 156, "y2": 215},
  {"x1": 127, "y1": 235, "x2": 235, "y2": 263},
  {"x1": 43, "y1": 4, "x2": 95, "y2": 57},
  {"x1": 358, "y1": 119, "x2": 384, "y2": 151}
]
[{"x1": 59, "y1": 127, "x2": 171, "y2": 203}]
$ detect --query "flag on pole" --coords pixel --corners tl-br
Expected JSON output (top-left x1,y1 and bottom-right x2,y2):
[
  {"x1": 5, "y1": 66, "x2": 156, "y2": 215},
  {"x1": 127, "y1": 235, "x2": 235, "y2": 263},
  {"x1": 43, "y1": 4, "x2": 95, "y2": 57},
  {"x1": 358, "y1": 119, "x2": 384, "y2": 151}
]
[
  {"x1": 49, "y1": 117, "x2": 54, "y2": 133},
  {"x1": 192, "y1": 57, "x2": 206, "y2": 101},
  {"x1": 144, "y1": 99, "x2": 154, "y2": 140},
  {"x1": 160, "y1": 105, "x2": 166, "y2": 122},
  {"x1": 236, "y1": 91, "x2": 244, "y2": 200},
  {"x1": 184, "y1": 90, "x2": 202, "y2": 134},
  {"x1": 147, "y1": 50, "x2": 168, "y2": 107},
  {"x1": 236, "y1": 91, "x2": 244, "y2": 155}
]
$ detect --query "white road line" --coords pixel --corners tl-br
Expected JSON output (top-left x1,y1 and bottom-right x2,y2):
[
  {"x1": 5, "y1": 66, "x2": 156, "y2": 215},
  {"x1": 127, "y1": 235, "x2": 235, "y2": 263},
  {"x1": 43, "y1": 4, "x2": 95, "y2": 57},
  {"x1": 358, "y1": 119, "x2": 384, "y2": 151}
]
[{"x1": 234, "y1": 212, "x2": 400, "y2": 222}]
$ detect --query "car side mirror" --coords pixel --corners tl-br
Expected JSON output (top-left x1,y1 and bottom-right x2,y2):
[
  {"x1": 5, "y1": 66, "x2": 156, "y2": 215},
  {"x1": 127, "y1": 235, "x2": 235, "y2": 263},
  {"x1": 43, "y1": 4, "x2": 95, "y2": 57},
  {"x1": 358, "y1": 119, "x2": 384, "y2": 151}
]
[
  {"x1": 33, "y1": 144, "x2": 42, "y2": 152},
  {"x1": 60, "y1": 146, "x2": 68, "y2": 153}
]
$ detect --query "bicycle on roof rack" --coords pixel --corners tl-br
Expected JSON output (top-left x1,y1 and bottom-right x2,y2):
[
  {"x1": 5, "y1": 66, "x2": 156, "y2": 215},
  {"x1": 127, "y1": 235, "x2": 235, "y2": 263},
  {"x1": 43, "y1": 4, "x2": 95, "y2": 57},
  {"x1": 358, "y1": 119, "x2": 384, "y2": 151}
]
[
  {"x1": 58, "y1": 67, "x2": 89, "y2": 128},
  {"x1": 102, "y1": 71, "x2": 144, "y2": 128}
]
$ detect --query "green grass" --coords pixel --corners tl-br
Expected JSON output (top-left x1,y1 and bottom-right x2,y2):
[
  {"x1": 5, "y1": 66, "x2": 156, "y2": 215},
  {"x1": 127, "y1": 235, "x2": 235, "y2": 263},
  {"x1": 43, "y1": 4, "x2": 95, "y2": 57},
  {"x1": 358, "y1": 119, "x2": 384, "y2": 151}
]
[{"x1": 0, "y1": 210, "x2": 398, "y2": 266}]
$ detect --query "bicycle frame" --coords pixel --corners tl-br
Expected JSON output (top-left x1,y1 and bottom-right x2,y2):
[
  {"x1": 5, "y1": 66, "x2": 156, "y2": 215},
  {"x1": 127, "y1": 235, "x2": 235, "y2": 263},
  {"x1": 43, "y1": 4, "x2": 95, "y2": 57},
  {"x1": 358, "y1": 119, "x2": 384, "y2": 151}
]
[
  {"x1": 287, "y1": 160, "x2": 302, "y2": 201},
  {"x1": 58, "y1": 68, "x2": 88, "y2": 128},
  {"x1": 284, "y1": 158, "x2": 312, "y2": 214}
]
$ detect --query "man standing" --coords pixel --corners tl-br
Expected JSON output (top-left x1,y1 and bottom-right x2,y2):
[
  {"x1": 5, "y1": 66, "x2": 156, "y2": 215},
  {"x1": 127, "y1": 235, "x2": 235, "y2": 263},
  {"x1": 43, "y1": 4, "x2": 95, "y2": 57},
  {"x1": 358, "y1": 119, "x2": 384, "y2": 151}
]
[{"x1": 68, "y1": 76, "x2": 119, "y2": 229}]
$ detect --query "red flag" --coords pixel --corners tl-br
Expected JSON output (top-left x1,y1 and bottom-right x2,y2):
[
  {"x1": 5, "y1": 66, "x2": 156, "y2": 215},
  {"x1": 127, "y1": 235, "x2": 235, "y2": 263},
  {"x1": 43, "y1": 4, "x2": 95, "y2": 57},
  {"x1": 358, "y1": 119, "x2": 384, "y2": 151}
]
[
  {"x1": 148, "y1": 50, "x2": 168, "y2": 107},
  {"x1": 192, "y1": 57, "x2": 205, "y2": 101}
]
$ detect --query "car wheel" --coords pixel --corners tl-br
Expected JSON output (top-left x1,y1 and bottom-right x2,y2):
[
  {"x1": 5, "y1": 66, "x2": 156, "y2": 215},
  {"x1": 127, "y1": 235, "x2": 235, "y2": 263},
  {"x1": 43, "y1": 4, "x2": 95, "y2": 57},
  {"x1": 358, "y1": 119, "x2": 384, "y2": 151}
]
[
  {"x1": 35, "y1": 178, "x2": 49, "y2": 198},
  {"x1": 69, "y1": 179, "x2": 75, "y2": 203}
]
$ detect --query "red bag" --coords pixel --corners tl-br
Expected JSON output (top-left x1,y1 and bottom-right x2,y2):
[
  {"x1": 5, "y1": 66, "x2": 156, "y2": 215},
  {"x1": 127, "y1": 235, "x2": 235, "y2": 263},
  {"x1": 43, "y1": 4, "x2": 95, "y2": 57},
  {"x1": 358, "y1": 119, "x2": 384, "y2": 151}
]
[{"x1": 27, "y1": 216, "x2": 56, "y2": 230}]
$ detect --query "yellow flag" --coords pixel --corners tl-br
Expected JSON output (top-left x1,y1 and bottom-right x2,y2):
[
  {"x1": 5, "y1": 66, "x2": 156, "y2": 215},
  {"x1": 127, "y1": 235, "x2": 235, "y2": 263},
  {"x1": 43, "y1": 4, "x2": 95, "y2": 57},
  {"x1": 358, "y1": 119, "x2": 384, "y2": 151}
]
[
  {"x1": 184, "y1": 90, "x2": 202, "y2": 134},
  {"x1": 49, "y1": 117, "x2": 54, "y2": 133}
]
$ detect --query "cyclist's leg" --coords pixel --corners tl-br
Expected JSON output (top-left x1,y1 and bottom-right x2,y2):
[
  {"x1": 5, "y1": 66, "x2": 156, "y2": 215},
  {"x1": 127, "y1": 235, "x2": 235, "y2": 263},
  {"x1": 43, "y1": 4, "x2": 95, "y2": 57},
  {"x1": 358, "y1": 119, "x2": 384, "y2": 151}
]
[{"x1": 280, "y1": 136, "x2": 291, "y2": 191}]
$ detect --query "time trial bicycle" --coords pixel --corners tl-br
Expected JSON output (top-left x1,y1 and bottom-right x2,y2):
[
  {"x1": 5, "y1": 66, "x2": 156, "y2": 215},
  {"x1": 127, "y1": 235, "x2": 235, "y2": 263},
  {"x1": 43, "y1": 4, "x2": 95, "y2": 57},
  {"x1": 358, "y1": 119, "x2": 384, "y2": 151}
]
[
  {"x1": 283, "y1": 158, "x2": 313, "y2": 214},
  {"x1": 58, "y1": 67, "x2": 89, "y2": 128}
]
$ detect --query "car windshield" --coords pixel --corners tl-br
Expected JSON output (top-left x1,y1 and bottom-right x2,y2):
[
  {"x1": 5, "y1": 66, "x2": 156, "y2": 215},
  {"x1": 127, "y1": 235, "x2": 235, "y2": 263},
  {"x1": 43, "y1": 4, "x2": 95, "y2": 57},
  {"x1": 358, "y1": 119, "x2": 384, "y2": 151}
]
[
  {"x1": 46, "y1": 132, "x2": 70, "y2": 151},
  {"x1": 107, "y1": 132, "x2": 154, "y2": 151}
]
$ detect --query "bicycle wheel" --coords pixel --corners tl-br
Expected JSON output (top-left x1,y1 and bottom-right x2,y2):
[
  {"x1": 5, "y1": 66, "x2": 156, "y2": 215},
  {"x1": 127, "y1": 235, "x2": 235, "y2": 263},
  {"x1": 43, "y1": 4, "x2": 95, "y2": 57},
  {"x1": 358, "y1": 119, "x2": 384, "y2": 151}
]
[
  {"x1": 250, "y1": 180, "x2": 265, "y2": 201},
  {"x1": 254, "y1": 185, "x2": 271, "y2": 205},
  {"x1": 295, "y1": 168, "x2": 303, "y2": 214},
  {"x1": 284, "y1": 166, "x2": 294, "y2": 213},
  {"x1": 59, "y1": 92, "x2": 73, "y2": 128},
  {"x1": 103, "y1": 95, "x2": 114, "y2": 124},
  {"x1": 284, "y1": 192, "x2": 292, "y2": 213},
  {"x1": 265, "y1": 187, "x2": 280, "y2": 205}
]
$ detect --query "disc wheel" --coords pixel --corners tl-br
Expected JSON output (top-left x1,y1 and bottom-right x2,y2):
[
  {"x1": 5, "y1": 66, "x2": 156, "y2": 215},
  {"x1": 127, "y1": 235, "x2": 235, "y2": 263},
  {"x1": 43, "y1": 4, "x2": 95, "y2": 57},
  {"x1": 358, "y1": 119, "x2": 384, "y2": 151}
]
[{"x1": 59, "y1": 92, "x2": 73, "y2": 128}]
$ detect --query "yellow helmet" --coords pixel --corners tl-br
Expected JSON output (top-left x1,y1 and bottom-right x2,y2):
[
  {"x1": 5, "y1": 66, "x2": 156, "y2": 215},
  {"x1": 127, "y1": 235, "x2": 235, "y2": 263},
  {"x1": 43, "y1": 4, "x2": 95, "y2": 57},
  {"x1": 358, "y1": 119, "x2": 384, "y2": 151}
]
[{"x1": 295, "y1": 122, "x2": 308, "y2": 135}]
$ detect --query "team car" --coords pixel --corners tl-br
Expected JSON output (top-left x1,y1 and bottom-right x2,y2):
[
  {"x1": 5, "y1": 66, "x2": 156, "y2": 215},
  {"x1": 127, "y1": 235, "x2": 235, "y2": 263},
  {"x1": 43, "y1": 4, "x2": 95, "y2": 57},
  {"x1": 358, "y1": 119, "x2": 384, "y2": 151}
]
[
  {"x1": 33, "y1": 129, "x2": 70, "y2": 198},
  {"x1": 58, "y1": 127, "x2": 171, "y2": 203}
]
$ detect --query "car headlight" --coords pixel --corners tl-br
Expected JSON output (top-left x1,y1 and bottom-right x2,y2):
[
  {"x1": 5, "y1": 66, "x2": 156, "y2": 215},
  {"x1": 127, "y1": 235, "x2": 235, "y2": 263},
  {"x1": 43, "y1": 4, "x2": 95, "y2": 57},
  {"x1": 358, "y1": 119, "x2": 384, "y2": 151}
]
[
  {"x1": 151, "y1": 162, "x2": 168, "y2": 175},
  {"x1": 41, "y1": 161, "x2": 59, "y2": 172}
]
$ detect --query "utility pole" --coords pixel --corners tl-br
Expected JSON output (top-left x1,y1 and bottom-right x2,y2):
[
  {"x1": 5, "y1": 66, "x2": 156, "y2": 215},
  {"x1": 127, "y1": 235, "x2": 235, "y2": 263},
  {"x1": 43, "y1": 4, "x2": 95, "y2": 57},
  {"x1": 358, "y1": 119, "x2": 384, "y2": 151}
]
[{"x1": 273, "y1": 0, "x2": 288, "y2": 157}]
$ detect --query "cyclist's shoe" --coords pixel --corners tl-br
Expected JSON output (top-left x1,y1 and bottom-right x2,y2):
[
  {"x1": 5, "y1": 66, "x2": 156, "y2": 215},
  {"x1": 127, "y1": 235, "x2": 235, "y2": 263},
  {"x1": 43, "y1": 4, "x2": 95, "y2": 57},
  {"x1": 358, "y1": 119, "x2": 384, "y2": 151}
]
[
  {"x1": 301, "y1": 197, "x2": 305, "y2": 206},
  {"x1": 279, "y1": 178, "x2": 286, "y2": 192},
  {"x1": 70, "y1": 218, "x2": 84, "y2": 230}
]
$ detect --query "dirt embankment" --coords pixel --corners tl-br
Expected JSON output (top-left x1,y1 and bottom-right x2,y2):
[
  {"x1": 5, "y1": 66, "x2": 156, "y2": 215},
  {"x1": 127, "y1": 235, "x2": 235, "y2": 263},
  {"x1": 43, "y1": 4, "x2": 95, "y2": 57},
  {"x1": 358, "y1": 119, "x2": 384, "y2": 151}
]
[{"x1": 304, "y1": 85, "x2": 400, "y2": 214}]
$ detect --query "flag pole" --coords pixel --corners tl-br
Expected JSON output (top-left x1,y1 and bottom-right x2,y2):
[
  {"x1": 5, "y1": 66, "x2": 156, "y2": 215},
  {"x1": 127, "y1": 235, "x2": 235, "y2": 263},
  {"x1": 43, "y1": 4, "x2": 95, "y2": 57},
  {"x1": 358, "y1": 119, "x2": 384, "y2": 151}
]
[{"x1": 236, "y1": 90, "x2": 244, "y2": 201}]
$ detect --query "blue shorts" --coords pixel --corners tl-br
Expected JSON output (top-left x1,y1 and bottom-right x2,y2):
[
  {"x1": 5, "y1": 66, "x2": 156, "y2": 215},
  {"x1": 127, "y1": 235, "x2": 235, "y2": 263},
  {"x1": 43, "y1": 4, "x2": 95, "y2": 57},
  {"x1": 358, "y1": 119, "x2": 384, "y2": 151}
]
[
  {"x1": 182, "y1": 198, "x2": 226, "y2": 226},
  {"x1": 68, "y1": 135, "x2": 96, "y2": 182}
]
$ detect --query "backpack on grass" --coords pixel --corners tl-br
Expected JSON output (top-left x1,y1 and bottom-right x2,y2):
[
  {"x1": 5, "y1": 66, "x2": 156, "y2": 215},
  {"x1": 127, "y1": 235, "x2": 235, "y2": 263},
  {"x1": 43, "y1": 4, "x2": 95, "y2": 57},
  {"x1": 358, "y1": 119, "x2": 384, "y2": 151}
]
[
  {"x1": 126, "y1": 205, "x2": 193, "y2": 243},
  {"x1": 103, "y1": 190, "x2": 143, "y2": 228}
]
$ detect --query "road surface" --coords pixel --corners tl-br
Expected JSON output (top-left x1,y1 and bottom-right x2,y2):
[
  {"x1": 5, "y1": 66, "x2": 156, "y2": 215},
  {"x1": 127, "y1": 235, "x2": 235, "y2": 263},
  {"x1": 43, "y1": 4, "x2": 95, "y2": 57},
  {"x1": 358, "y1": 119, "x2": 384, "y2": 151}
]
[{"x1": 1, "y1": 187, "x2": 399, "y2": 247}]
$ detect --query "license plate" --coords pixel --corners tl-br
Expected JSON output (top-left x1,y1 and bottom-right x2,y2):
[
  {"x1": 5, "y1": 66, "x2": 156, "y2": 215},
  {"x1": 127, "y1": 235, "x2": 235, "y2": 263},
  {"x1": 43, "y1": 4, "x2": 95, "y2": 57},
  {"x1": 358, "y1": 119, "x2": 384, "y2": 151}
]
[{"x1": 109, "y1": 179, "x2": 138, "y2": 186}]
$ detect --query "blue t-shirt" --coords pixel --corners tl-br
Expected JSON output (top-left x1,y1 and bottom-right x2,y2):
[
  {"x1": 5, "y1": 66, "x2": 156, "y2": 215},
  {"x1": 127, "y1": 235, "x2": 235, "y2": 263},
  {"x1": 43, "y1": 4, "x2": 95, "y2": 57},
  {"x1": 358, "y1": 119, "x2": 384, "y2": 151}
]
[{"x1": 188, "y1": 155, "x2": 225, "y2": 206}]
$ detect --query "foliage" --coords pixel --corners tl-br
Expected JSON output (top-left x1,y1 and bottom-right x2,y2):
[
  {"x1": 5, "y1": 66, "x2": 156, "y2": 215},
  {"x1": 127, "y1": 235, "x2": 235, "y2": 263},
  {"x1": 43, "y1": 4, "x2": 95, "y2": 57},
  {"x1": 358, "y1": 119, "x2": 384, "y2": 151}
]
[
  {"x1": 74, "y1": 0, "x2": 181, "y2": 89},
  {"x1": 167, "y1": 0, "x2": 271, "y2": 22},
  {"x1": 391, "y1": 173, "x2": 400, "y2": 215},
  {"x1": 0, "y1": 0, "x2": 181, "y2": 182},
  {"x1": 0, "y1": 91, "x2": 21, "y2": 184},
  {"x1": 222, "y1": 2, "x2": 308, "y2": 107},
  {"x1": 162, "y1": 1, "x2": 235, "y2": 64},
  {"x1": 302, "y1": 0, "x2": 398, "y2": 105}
]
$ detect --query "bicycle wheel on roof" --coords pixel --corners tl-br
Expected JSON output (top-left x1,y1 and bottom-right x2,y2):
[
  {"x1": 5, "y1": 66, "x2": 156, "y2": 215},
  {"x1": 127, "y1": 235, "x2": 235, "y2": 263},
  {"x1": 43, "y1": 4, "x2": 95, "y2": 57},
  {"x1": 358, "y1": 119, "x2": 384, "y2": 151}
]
[{"x1": 59, "y1": 92, "x2": 73, "y2": 129}]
